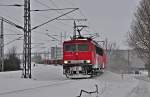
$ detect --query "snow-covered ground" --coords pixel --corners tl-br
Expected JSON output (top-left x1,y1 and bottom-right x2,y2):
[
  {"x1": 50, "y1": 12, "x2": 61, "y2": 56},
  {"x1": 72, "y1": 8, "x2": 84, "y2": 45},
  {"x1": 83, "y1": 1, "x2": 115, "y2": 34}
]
[{"x1": 0, "y1": 64, "x2": 150, "y2": 97}]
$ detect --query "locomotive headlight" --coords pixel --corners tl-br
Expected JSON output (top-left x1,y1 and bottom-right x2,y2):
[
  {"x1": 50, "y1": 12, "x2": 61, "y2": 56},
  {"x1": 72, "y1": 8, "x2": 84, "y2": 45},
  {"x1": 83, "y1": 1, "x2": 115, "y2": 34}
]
[
  {"x1": 64, "y1": 61, "x2": 68, "y2": 64},
  {"x1": 86, "y1": 60, "x2": 90, "y2": 63}
]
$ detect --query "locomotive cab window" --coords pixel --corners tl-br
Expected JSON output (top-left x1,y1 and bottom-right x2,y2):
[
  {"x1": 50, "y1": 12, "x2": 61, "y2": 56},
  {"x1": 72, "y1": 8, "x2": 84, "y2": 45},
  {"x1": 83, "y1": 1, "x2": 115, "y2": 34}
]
[
  {"x1": 64, "y1": 44, "x2": 76, "y2": 52},
  {"x1": 78, "y1": 44, "x2": 88, "y2": 51}
]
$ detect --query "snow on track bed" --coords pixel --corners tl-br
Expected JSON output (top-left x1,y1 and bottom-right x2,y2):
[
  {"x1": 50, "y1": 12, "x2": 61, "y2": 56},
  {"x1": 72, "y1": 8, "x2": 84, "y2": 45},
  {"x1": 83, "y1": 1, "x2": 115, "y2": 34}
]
[
  {"x1": 127, "y1": 80, "x2": 150, "y2": 97},
  {"x1": 32, "y1": 64, "x2": 68, "y2": 81},
  {"x1": 0, "y1": 79, "x2": 75, "y2": 96},
  {"x1": 134, "y1": 75, "x2": 150, "y2": 82},
  {"x1": 0, "y1": 64, "x2": 150, "y2": 97}
]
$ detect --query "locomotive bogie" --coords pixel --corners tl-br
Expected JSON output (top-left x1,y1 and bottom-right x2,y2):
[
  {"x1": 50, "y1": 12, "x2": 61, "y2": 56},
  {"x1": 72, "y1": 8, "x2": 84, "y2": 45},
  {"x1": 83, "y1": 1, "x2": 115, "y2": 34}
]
[{"x1": 63, "y1": 64, "x2": 92, "y2": 74}]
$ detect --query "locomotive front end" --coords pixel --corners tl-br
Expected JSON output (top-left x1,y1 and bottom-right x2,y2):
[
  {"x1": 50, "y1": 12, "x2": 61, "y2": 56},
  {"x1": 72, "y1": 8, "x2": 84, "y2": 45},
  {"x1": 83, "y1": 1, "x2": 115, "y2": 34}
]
[{"x1": 63, "y1": 40, "x2": 94, "y2": 78}]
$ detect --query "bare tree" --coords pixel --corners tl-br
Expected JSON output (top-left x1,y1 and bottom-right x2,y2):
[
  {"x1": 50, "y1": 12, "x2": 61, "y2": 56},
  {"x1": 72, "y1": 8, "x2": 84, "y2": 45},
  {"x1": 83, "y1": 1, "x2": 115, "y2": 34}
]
[
  {"x1": 107, "y1": 41, "x2": 130, "y2": 73},
  {"x1": 4, "y1": 46, "x2": 21, "y2": 71},
  {"x1": 128, "y1": 0, "x2": 150, "y2": 76}
]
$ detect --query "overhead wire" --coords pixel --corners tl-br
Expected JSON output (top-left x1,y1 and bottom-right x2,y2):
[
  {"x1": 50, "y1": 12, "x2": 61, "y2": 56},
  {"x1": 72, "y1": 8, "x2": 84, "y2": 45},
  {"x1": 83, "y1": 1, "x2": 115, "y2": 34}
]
[
  {"x1": 0, "y1": 0, "x2": 66, "y2": 54},
  {"x1": 33, "y1": 0, "x2": 74, "y2": 27},
  {"x1": 33, "y1": 31, "x2": 60, "y2": 42},
  {"x1": 48, "y1": 0, "x2": 73, "y2": 19},
  {"x1": 31, "y1": 8, "x2": 79, "y2": 30},
  {"x1": 0, "y1": 1, "x2": 24, "y2": 49},
  {"x1": 1, "y1": 14, "x2": 22, "y2": 26},
  {"x1": 0, "y1": 1, "x2": 23, "y2": 25},
  {"x1": 49, "y1": 0, "x2": 84, "y2": 28},
  {"x1": 32, "y1": 32, "x2": 60, "y2": 53},
  {"x1": 48, "y1": 0, "x2": 74, "y2": 19},
  {"x1": 47, "y1": 0, "x2": 95, "y2": 40},
  {"x1": 78, "y1": 9, "x2": 98, "y2": 35},
  {"x1": 50, "y1": 1, "x2": 75, "y2": 27},
  {"x1": 34, "y1": 0, "x2": 50, "y2": 8},
  {"x1": 4, "y1": 36, "x2": 23, "y2": 46},
  {"x1": 31, "y1": 0, "x2": 74, "y2": 39},
  {"x1": 2, "y1": 0, "x2": 98, "y2": 51},
  {"x1": 48, "y1": 0, "x2": 91, "y2": 39},
  {"x1": 4, "y1": 28, "x2": 22, "y2": 36},
  {"x1": 31, "y1": 8, "x2": 77, "y2": 12},
  {"x1": 2, "y1": 19, "x2": 23, "y2": 48},
  {"x1": 62, "y1": 0, "x2": 98, "y2": 35},
  {"x1": 33, "y1": 0, "x2": 89, "y2": 43},
  {"x1": 58, "y1": 0, "x2": 92, "y2": 35},
  {"x1": 32, "y1": 31, "x2": 57, "y2": 45},
  {"x1": 31, "y1": 13, "x2": 69, "y2": 33},
  {"x1": 31, "y1": 0, "x2": 73, "y2": 50},
  {"x1": 32, "y1": 0, "x2": 79, "y2": 52},
  {"x1": 4, "y1": 34, "x2": 23, "y2": 36}
]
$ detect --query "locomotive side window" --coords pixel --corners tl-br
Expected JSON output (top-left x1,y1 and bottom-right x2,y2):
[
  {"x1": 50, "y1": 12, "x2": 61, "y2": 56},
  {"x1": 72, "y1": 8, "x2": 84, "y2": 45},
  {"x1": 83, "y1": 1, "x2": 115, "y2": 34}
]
[
  {"x1": 95, "y1": 46, "x2": 103, "y2": 55},
  {"x1": 78, "y1": 44, "x2": 88, "y2": 51},
  {"x1": 64, "y1": 44, "x2": 76, "y2": 52}
]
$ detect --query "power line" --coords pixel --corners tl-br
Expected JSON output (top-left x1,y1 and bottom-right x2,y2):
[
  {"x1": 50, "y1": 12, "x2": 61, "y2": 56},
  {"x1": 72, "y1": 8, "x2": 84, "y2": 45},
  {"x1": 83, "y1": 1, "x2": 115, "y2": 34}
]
[
  {"x1": 32, "y1": 32, "x2": 53, "y2": 42},
  {"x1": 4, "y1": 36, "x2": 23, "y2": 46},
  {"x1": 31, "y1": 12, "x2": 71, "y2": 31},
  {"x1": 56, "y1": 18, "x2": 87, "y2": 21},
  {"x1": 0, "y1": 17, "x2": 23, "y2": 30},
  {"x1": 32, "y1": 8, "x2": 79, "y2": 30},
  {"x1": 48, "y1": 0, "x2": 75, "y2": 27},
  {"x1": 4, "y1": 27, "x2": 23, "y2": 35},
  {"x1": 33, "y1": 31, "x2": 61, "y2": 43},
  {"x1": 45, "y1": 33, "x2": 59, "y2": 42},
  {"x1": 31, "y1": 8, "x2": 77, "y2": 12},
  {"x1": 34, "y1": 0, "x2": 73, "y2": 27},
  {"x1": 0, "y1": 4, "x2": 23, "y2": 7},
  {"x1": 4, "y1": 34, "x2": 23, "y2": 36},
  {"x1": 0, "y1": 16, "x2": 23, "y2": 72},
  {"x1": 0, "y1": 4, "x2": 23, "y2": 25},
  {"x1": 48, "y1": 0, "x2": 73, "y2": 19},
  {"x1": 34, "y1": 0, "x2": 50, "y2": 8},
  {"x1": 61, "y1": 0, "x2": 98, "y2": 35},
  {"x1": 61, "y1": 0, "x2": 86, "y2": 19},
  {"x1": 77, "y1": 10, "x2": 98, "y2": 35}
]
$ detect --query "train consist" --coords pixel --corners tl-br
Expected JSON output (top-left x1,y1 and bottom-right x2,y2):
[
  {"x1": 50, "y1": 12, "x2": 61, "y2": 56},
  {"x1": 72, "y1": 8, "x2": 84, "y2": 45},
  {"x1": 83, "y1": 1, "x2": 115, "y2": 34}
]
[{"x1": 63, "y1": 22, "x2": 106, "y2": 78}]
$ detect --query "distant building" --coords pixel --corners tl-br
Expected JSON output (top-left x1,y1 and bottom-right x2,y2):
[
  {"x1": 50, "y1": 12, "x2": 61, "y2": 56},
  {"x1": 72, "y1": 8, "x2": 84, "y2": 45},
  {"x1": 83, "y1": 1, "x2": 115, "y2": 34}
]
[
  {"x1": 123, "y1": 50, "x2": 145, "y2": 69},
  {"x1": 51, "y1": 46, "x2": 62, "y2": 60},
  {"x1": 107, "y1": 49, "x2": 145, "y2": 73}
]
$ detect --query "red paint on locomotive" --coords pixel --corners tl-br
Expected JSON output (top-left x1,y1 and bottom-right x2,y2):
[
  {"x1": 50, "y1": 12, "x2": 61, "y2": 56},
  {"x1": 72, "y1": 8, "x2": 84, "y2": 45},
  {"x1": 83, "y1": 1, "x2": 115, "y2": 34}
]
[{"x1": 63, "y1": 38, "x2": 106, "y2": 77}]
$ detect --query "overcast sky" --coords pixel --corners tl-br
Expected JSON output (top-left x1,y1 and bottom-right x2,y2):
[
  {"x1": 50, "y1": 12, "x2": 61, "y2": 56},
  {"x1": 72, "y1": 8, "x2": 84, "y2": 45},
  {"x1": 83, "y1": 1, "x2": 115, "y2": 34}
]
[
  {"x1": 0, "y1": 0, "x2": 140, "y2": 53},
  {"x1": 72, "y1": 0, "x2": 140, "y2": 49}
]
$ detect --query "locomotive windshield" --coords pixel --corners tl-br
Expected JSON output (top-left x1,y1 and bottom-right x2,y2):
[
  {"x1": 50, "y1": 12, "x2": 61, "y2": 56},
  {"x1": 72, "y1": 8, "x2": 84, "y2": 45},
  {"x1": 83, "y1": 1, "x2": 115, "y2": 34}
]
[
  {"x1": 64, "y1": 44, "x2": 76, "y2": 51},
  {"x1": 64, "y1": 44, "x2": 88, "y2": 52},
  {"x1": 78, "y1": 44, "x2": 88, "y2": 51}
]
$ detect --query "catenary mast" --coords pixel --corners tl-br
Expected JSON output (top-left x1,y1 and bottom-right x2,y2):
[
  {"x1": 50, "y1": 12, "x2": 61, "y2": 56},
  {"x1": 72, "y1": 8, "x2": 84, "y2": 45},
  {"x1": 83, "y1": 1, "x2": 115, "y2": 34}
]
[{"x1": 22, "y1": 0, "x2": 31, "y2": 78}]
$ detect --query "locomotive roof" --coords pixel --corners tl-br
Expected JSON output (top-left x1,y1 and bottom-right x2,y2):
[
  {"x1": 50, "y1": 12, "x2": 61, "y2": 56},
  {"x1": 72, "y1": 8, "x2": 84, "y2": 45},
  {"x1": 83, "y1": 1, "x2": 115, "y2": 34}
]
[
  {"x1": 64, "y1": 38, "x2": 103, "y2": 49},
  {"x1": 64, "y1": 38, "x2": 91, "y2": 43}
]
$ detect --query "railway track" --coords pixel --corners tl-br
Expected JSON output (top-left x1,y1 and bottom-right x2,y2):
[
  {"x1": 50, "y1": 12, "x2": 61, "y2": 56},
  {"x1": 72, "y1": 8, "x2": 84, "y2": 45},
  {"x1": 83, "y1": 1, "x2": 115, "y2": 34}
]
[
  {"x1": 0, "y1": 74, "x2": 104, "y2": 96},
  {"x1": 0, "y1": 80, "x2": 76, "y2": 96}
]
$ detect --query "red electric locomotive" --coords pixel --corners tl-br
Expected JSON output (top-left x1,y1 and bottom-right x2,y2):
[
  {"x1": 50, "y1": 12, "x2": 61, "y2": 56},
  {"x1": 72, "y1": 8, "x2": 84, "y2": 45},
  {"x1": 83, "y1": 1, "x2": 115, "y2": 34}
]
[{"x1": 63, "y1": 22, "x2": 106, "y2": 78}]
